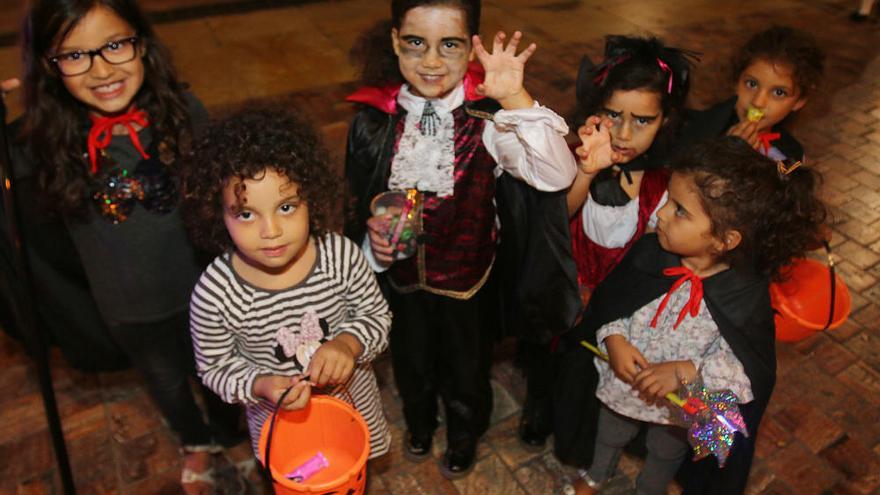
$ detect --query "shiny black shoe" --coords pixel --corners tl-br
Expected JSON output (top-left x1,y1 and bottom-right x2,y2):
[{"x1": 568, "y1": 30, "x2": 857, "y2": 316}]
[
  {"x1": 403, "y1": 431, "x2": 433, "y2": 463},
  {"x1": 518, "y1": 417, "x2": 550, "y2": 452},
  {"x1": 438, "y1": 442, "x2": 476, "y2": 480}
]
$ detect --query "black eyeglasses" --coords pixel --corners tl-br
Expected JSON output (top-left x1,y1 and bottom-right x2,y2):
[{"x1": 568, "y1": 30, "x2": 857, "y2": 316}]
[{"x1": 48, "y1": 36, "x2": 140, "y2": 77}]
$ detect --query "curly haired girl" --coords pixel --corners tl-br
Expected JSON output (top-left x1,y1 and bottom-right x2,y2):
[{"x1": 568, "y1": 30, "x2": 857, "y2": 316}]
[{"x1": 181, "y1": 107, "x2": 392, "y2": 474}]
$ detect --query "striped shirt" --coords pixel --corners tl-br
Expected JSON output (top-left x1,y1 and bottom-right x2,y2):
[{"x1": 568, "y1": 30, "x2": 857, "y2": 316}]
[{"x1": 190, "y1": 232, "x2": 391, "y2": 458}]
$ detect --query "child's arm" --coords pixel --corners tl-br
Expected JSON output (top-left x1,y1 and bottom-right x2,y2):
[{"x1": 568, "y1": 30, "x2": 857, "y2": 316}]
[
  {"x1": 597, "y1": 317, "x2": 648, "y2": 384},
  {"x1": 473, "y1": 31, "x2": 576, "y2": 191},
  {"x1": 604, "y1": 334, "x2": 649, "y2": 384},
  {"x1": 252, "y1": 374, "x2": 312, "y2": 411},
  {"x1": 631, "y1": 360, "x2": 698, "y2": 405},
  {"x1": 309, "y1": 236, "x2": 391, "y2": 386},
  {"x1": 633, "y1": 335, "x2": 754, "y2": 405},
  {"x1": 190, "y1": 275, "x2": 280, "y2": 405},
  {"x1": 566, "y1": 116, "x2": 621, "y2": 216}
]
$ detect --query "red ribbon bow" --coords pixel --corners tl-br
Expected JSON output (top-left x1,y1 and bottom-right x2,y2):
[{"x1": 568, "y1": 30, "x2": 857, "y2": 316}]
[
  {"x1": 757, "y1": 131, "x2": 781, "y2": 155},
  {"x1": 656, "y1": 57, "x2": 673, "y2": 94},
  {"x1": 650, "y1": 266, "x2": 704, "y2": 330},
  {"x1": 87, "y1": 108, "x2": 151, "y2": 174}
]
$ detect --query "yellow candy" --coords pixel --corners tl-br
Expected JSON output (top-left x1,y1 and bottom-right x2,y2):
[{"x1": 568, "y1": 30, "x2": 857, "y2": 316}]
[{"x1": 747, "y1": 107, "x2": 765, "y2": 123}]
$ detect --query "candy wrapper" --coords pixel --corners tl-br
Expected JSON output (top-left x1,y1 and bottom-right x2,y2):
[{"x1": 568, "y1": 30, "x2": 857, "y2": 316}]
[
  {"x1": 370, "y1": 189, "x2": 423, "y2": 260},
  {"x1": 671, "y1": 376, "x2": 748, "y2": 468},
  {"x1": 746, "y1": 106, "x2": 765, "y2": 123},
  {"x1": 286, "y1": 451, "x2": 329, "y2": 482}
]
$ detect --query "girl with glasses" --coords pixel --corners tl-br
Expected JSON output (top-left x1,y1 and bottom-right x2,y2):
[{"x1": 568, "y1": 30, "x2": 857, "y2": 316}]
[{"x1": 5, "y1": 1, "x2": 248, "y2": 492}]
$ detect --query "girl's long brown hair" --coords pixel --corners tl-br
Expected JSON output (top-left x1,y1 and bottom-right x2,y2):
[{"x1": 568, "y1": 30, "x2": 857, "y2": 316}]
[{"x1": 20, "y1": 0, "x2": 192, "y2": 217}]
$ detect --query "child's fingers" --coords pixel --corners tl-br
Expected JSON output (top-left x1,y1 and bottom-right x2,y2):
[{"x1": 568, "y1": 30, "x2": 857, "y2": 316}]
[
  {"x1": 472, "y1": 35, "x2": 489, "y2": 59},
  {"x1": 282, "y1": 382, "x2": 311, "y2": 410},
  {"x1": 516, "y1": 43, "x2": 537, "y2": 63},
  {"x1": 475, "y1": 83, "x2": 487, "y2": 96},
  {"x1": 492, "y1": 31, "x2": 506, "y2": 54},
  {"x1": 280, "y1": 381, "x2": 309, "y2": 410},
  {"x1": 633, "y1": 351, "x2": 649, "y2": 370},
  {"x1": 505, "y1": 31, "x2": 522, "y2": 53}
]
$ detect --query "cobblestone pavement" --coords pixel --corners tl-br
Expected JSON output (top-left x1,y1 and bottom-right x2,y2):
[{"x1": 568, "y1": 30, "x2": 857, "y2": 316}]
[{"x1": 1, "y1": 1, "x2": 879, "y2": 494}]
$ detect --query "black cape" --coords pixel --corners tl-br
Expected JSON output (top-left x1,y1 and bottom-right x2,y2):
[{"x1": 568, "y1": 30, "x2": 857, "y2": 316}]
[
  {"x1": 553, "y1": 234, "x2": 776, "y2": 495},
  {"x1": 679, "y1": 96, "x2": 804, "y2": 162},
  {"x1": 0, "y1": 120, "x2": 127, "y2": 371},
  {"x1": 343, "y1": 98, "x2": 580, "y2": 343}
]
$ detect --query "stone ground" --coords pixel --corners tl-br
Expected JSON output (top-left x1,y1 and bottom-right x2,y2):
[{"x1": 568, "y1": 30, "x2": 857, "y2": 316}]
[{"x1": 0, "y1": 0, "x2": 879, "y2": 494}]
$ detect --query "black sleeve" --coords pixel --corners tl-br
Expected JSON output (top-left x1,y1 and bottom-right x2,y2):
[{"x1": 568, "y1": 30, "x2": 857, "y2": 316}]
[{"x1": 343, "y1": 107, "x2": 393, "y2": 245}]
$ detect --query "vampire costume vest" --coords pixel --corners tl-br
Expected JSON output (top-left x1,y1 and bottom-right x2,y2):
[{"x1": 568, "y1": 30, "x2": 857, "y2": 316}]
[{"x1": 570, "y1": 167, "x2": 669, "y2": 291}]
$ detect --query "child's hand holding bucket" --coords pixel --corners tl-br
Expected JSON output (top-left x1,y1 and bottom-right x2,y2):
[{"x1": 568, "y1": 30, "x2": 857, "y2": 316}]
[
  {"x1": 308, "y1": 334, "x2": 363, "y2": 387},
  {"x1": 254, "y1": 374, "x2": 312, "y2": 411}
]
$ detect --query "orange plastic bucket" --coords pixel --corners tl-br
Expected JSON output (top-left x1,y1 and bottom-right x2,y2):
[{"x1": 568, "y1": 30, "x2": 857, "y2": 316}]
[
  {"x1": 259, "y1": 396, "x2": 369, "y2": 495},
  {"x1": 770, "y1": 257, "x2": 851, "y2": 343}
]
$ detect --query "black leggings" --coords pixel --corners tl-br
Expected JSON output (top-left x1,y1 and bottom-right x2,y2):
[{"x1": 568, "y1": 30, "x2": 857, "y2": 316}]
[{"x1": 110, "y1": 311, "x2": 245, "y2": 448}]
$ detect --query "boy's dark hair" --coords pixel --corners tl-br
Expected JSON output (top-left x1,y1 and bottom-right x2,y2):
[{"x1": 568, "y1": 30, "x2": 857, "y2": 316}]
[
  {"x1": 669, "y1": 136, "x2": 827, "y2": 280},
  {"x1": 350, "y1": 0, "x2": 480, "y2": 87},
  {"x1": 731, "y1": 25, "x2": 825, "y2": 97},
  {"x1": 180, "y1": 107, "x2": 339, "y2": 254},
  {"x1": 20, "y1": 0, "x2": 192, "y2": 216},
  {"x1": 575, "y1": 35, "x2": 698, "y2": 158}
]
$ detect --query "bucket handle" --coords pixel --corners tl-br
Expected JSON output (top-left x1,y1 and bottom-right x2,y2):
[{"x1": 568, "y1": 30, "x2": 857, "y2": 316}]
[
  {"x1": 262, "y1": 381, "x2": 356, "y2": 484},
  {"x1": 822, "y1": 241, "x2": 836, "y2": 331}
]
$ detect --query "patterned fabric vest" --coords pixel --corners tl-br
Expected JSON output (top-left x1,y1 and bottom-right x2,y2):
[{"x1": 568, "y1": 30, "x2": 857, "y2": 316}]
[
  {"x1": 570, "y1": 168, "x2": 669, "y2": 291},
  {"x1": 388, "y1": 106, "x2": 498, "y2": 299}
]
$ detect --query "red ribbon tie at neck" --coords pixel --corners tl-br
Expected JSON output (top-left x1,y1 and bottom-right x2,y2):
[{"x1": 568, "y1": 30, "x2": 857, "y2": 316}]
[
  {"x1": 87, "y1": 108, "x2": 151, "y2": 174},
  {"x1": 650, "y1": 266, "x2": 704, "y2": 330},
  {"x1": 758, "y1": 131, "x2": 781, "y2": 155}
]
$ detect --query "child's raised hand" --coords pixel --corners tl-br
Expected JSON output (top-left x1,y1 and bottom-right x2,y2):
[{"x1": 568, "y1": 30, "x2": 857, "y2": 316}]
[
  {"x1": 631, "y1": 360, "x2": 697, "y2": 405},
  {"x1": 604, "y1": 334, "x2": 648, "y2": 384},
  {"x1": 472, "y1": 31, "x2": 536, "y2": 109},
  {"x1": 726, "y1": 119, "x2": 760, "y2": 150},
  {"x1": 366, "y1": 214, "x2": 396, "y2": 267},
  {"x1": 575, "y1": 116, "x2": 621, "y2": 175},
  {"x1": 253, "y1": 374, "x2": 312, "y2": 410},
  {"x1": 307, "y1": 334, "x2": 363, "y2": 388}
]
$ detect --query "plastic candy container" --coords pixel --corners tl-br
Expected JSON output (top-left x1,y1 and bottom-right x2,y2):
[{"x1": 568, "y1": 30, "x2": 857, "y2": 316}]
[{"x1": 370, "y1": 189, "x2": 423, "y2": 260}]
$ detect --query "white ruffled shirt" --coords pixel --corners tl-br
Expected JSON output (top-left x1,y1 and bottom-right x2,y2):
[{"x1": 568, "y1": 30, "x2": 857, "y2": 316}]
[
  {"x1": 364, "y1": 82, "x2": 577, "y2": 272},
  {"x1": 581, "y1": 190, "x2": 668, "y2": 249}
]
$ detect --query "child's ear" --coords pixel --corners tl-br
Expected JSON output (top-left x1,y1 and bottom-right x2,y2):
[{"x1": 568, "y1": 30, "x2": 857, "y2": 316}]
[
  {"x1": 792, "y1": 96, "x2": 807, "y2": 112},
  {"x1": 391, "y1": 28, "x2": 401, "y2": 57},
  {"x1": 722, "y1": 230, "x2": 742, "y2": 252}
]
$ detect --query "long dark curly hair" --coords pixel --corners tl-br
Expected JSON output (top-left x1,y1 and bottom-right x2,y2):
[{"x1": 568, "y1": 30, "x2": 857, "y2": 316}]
[
  {"x1": 180, "y1": 107, "x2": 339, "y2": 255},
  {"x1": 574, "y1": 35, "x2": 699, "y2": 159},
  {"x1": 19, "y1": 0, "x2": 192, "y2": 217},
  {"x1": 670, "y1": 136, "x2": 827, "y2": 280},
  {"x1": 350, "y1": 0, "x2": 481, "y2": 87},
  {"x1": 731, "y1": 25, "x2": 824, "y2": 97}
]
